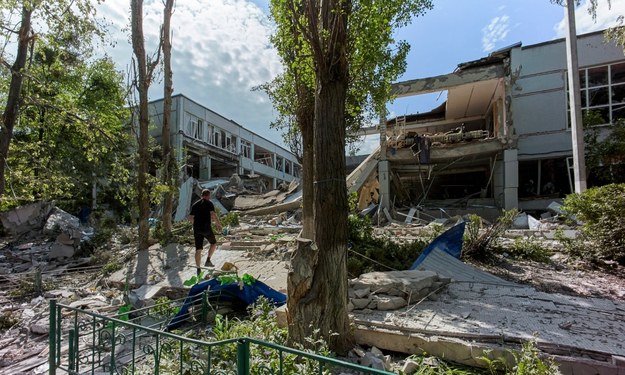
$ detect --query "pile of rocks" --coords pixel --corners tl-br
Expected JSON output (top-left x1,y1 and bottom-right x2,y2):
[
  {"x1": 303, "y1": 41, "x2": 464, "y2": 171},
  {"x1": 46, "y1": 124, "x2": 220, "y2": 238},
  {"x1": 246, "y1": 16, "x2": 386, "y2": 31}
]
[
  {"x1": 348, "y1": 270, "x2": 450, "y2": 312},
  {"x1": 0, "y1": 202, "x2": 94, "y2": 275}
]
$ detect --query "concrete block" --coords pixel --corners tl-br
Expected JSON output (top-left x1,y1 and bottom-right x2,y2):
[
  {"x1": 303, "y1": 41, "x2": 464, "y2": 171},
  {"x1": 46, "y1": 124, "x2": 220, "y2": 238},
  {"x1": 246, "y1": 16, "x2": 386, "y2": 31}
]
[
  {"x1": 275, "y1": 304, "x2": 288, "y2": 328},
  {"x1": 376, "y1": 296, "x2": 408, "y2": 310},
  {"x1": 49, "y1": 243, "x2": 75, "y2": 259},
  {"x1": 0, "y1": 201, "x2": 53, "y2": 236},
  {"x1": 43, "y1": 207, "x2": 80, "y2": 235},
  {"x1": 402, "y1": 360, "x2": 419, "y2": 374},
  {"x1": 352, "y1": 298, "x2": 371, "y2": 310}
]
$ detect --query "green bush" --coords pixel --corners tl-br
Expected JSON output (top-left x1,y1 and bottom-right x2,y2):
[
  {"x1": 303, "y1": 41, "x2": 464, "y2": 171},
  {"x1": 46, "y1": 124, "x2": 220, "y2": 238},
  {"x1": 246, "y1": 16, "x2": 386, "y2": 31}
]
[
  {"x1": 221, "y1": 211, "x2": 240, "y2": 227},
  {"x1": 509, "y1": 339, "x2": 561, "y2": 375},
  {"x1": 509, "y1": 236, "x2": 552, "y2": 262},
  {"x1": 562, "y1": 183, "x2": 625, "y2": 264},
  {"x1": 348, "y1": 215, "x2": 427, "y2": 276},
  {"x1": 346, "y1": 191, "x2": 428, "y2": 275},
  {"x1": 463, "y1": 209, "x2": 517, "y2": 261}
]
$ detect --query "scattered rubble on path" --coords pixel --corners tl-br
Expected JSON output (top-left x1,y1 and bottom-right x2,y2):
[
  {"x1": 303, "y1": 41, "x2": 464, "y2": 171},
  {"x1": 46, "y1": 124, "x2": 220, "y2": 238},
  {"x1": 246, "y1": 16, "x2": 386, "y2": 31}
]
[{"x1": 1, "y1": 190, "x2": 624, "y2": 374}]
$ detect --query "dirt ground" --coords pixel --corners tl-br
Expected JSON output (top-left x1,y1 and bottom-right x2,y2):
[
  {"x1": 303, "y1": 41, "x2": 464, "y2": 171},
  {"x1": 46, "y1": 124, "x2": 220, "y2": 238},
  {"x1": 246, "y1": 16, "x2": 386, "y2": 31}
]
[{"x1": 470, "y1": 254, "x2": 625, "y2": 301}]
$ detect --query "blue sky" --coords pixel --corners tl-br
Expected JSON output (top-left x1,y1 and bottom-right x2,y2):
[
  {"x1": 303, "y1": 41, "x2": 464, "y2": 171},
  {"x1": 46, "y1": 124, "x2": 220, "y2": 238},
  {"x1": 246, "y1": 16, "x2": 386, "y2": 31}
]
[{"x1": 93, "y1": 0, "x2": 624, "y2": 153}]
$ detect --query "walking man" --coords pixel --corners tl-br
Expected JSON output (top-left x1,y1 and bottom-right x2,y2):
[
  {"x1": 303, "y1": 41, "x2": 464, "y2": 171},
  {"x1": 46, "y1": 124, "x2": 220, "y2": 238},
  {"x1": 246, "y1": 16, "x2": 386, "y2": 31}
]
[{"x1": 188, "y1": 189, "x2": 223, "y2": 275}]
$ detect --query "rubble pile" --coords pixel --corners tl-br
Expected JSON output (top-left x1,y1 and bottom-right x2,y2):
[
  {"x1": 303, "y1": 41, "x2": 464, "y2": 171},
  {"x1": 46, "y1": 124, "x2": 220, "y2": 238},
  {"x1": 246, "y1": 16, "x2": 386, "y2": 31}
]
[
  {"x1": 0, "y1": 203, "x2": 96, "y2": 276},
  {"x1": 348, "y1": 270, "x2": 451, "y2": 312}
]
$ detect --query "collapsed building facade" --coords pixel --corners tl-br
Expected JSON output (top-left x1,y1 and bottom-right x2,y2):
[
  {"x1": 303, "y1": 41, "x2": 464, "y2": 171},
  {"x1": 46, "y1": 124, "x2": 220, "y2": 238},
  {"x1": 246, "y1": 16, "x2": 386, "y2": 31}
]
[
  {"x1": 148, "y1": 94, "x2": 300, "y2": 189},
  {"x1": 350, "y1": 30, "x2": 625, "y2": 221},
  {"x1": 146, "y1": 94, "x2": 301, "y2": 218}
]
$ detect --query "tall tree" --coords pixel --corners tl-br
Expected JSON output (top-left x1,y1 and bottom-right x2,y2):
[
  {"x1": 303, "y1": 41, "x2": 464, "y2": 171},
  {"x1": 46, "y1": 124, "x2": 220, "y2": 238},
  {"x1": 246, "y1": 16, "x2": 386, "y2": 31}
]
[
  {"x1": 264, "y1": 0, "x2": 316, "y2": 238},
  {"x1": 285, "y1": 0, "x2": 352, "y2": 353},
  {"x1": 266, "y1": 0, "x2": 431, "y2": 238},
  {"x1": 0, "y1": 0, "x2": 104, "y2": 201},
  {"x1": 131, "y1": 0, "x2": 160, "y2": 250},
  {"x1": 269, "y1": 0, "x2": 432, "y2": 353},
  {"x1": 7, "y1": 48, "x2": 128, "y2": 208},
  {"x1": 0, "y1": 3, "x2": 32, "y2": 199},
  {"x1": 161, "y1": 0, "x2": 176, "y2": 237}
]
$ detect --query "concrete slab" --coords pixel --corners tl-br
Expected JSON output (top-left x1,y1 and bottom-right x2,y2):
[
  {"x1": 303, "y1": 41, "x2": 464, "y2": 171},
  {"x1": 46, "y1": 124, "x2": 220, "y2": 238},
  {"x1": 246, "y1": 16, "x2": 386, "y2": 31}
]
[
  {"x1": 108, "y1": 242, "x2": 624, "y2": 374},
  {"x1": 352, "y1": 281, "x2": 625, "y2": 373}
]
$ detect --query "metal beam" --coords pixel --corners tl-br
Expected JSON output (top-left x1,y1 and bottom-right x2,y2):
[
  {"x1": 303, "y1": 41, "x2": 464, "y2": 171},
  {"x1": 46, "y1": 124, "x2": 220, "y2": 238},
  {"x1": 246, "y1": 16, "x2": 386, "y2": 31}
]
[{"x1": 391, "y1": 65, "x2": 505, "y2": 98}]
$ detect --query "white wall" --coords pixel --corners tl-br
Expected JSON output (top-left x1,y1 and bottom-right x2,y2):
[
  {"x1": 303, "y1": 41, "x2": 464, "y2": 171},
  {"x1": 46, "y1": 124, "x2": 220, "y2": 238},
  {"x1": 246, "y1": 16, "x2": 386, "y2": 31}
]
[{"x1": 511, "y1": 31, "x2": 625, "y2": 160}]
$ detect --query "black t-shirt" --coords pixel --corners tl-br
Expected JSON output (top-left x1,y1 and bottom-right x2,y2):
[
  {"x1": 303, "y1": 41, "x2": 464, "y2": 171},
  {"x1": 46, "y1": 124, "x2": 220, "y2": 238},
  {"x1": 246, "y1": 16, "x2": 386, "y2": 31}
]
[{"x1": 190, "y1": 198, "x2": 215, "y2": 234}]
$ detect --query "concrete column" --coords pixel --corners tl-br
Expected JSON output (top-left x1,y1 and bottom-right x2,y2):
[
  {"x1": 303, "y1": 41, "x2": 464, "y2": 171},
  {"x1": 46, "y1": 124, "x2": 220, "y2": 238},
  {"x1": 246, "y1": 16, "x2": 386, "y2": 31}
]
[
  {"x1": 199, "y1": 156, "x2": 211, "y2": 180},
  {"x1": 564, "y1": 1, "x2": 587, "y2": 193},
  {"x1": 378, "y1": 116, "x2": 390, "y2": 213},
  {"x1": 503, "y1": 149, "x2": 518, "y2": 210},
  {"x1": 378, "y1": 160, "x2": 391, "y2": 212},
  {"x1": 492, "y1": 160, "x2": 505, "y2": 207}
]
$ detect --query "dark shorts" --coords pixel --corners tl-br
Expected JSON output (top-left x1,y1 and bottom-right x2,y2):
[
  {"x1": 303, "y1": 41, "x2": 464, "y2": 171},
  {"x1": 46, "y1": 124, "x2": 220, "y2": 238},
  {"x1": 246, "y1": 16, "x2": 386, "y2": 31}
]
[{"x1": 194, "y1": 230, "x2": 216, "y2": 249}]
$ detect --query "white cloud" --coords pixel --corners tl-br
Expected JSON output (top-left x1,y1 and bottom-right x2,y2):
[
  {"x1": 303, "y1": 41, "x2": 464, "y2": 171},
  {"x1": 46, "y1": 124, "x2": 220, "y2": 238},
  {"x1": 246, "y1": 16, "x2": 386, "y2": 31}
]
[
  {"x1": 97, "y1": 0, "x2": 285, "y2": 146},
  {"x1": 554, "y1": 0, "x2": 625, "y2": 37},
  {"x1": 482, "y1": 15, "x2": 510, "y2": 52}
]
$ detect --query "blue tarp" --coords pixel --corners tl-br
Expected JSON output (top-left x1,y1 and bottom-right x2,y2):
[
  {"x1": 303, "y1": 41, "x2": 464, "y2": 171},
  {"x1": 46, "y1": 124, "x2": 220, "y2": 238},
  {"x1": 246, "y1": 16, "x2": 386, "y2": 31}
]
[
  {"x1": 409, "y1": 221, "x2": 466, "y2": 270},
  {"x1": 167, "y1": 278, "x2": 287, "y2": 330}
]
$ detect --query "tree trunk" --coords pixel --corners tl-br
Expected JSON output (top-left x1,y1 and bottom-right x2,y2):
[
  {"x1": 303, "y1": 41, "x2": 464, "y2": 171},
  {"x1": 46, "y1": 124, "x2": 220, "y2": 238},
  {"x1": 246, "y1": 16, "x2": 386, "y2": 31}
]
[
  {"x1": 298, "y1": 94, "x2": 315, "y2": 239},
  {"x1": 131, "y1": 0, "x2": 151, "y2": 251},
  {"x1": 288, "y1": 0, "x2": 352, "y2": 354},
  {"x1": 161, "y1": 0, "x2": 175, "y2": 237},
  {"x1": 0, "y1": 5, "x2": 32, "y2": 198}
]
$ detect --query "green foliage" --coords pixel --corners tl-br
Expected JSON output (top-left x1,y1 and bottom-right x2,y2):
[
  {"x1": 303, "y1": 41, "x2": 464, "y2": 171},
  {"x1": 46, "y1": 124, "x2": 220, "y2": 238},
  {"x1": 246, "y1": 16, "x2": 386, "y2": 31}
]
[
  {"x1": 2, "y1": 45, "x2": 130, "y2": 209},
  {"x1": 8, "y1": 276, "x2": 55, "y2": 299},
  {"x1": 152, "y1": 297, "x2": 181, "y2": 318},
  {"x1": 348, "y1": 215, "x2": 427, "y2": 275},
  {"x1": 509, "y1": 236, "x2": 552, "y2": 262},
  {"x1": 221, "y1": 211, "x2": 240, "y2": 227},
  {"x1": 562, "y1": 183, "x2": 625, "y2": 264},
  {"x1": 101, "y1": 260, "x2": 123, "y2": 275},
  {"x1": 267, "y1": 233, "x2": 285, "y2": 241},
  {"x1": 584, "y1": 114, "x2": 625, "y2": 185},
  {"x1": 183, "y1": 271, "x2": 206, "y2": 286},
  {"x1": 264, "y1": 0, "x2": 434, "y2": 153},
  {"x1": 509, "y1": 339, "x2": 561, "y2": 375},
  {"x1": 0, "y1": 311, "x2": 20, "y2": 330},
  {"x1": 216, "y1": 273, "x2": 256, "y2": 286},
  {"x1": 463, "y1": 209, "x2": 518, "y2": 261},
  {"x1": 197, "y1": 297, "x2": 332, "y2": 374},
  {"x1": 404, "y1": 353, "x2": 483, "y2": 374}
]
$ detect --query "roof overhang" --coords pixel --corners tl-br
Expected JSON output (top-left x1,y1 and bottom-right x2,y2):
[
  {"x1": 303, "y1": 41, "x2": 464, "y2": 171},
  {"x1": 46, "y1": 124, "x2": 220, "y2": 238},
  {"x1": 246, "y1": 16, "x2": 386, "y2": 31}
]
[{"x1": 389, "y1": 64, "x2": 505, "y2": 125}]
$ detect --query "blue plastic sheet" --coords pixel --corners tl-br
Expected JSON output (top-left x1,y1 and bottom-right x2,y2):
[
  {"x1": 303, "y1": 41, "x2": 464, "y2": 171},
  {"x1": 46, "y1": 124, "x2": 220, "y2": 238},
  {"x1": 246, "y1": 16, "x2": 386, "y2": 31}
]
[
  {"x1": 167, "y1": 278, "x2": 286, "y2": 330},
  {"x1": 409, "y1": 221, "x2": 466, "y2": 270}
]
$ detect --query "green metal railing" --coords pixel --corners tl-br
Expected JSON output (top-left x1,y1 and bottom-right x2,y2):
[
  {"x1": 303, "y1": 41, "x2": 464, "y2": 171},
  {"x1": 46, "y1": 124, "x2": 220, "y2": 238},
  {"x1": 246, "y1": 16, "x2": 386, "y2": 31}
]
[{"x1": 49, "y1": 298, "x2": 394, "y2": 375}]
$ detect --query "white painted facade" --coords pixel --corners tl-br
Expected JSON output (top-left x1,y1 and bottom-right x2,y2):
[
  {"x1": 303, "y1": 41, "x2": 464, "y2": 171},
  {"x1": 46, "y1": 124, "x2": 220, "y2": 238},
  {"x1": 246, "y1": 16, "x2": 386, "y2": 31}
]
[
  {"x1": 371, "y1": 29, "x2": 625, "y2": 220},
  {"x1": 148, "y1": 94, "x2": 300, "y2": 190}
]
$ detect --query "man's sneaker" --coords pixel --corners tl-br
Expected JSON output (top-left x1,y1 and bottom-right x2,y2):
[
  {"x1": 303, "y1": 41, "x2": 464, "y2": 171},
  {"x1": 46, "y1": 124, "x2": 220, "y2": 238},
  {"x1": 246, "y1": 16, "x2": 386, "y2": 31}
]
[
  {"x1": 204, "y1": 257, "x2": 214, "y2": 267},
  {"x1": 196, "y1": 267, "x2": 201, "y2": 276}
]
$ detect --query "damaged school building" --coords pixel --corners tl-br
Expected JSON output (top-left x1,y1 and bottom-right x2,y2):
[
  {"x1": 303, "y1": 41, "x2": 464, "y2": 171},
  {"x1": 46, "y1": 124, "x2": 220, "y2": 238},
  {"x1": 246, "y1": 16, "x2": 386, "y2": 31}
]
[
  {"x1": 146, "y1": 94, "x2": 301, "y2": 217},
  {"x1": 351, "y1": 30, "x2": 625, "y2": 222}
]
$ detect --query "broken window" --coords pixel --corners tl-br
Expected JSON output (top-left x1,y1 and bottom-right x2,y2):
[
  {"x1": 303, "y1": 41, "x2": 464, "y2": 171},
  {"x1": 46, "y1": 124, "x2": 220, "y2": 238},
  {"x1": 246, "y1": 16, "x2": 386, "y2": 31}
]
[
  {"x1": 276, "y1": 156, "x2": 283, "y2": 172},
  {"x1": 519, "y1": 158, "x2": 571, "y2": 198},
  {"x1": 214, "y1": 130, "x2": 220, "y2": 146},
  {"x1": 241, "y1": 140, "x2": 251, "y2": 158},
  {"x1": 569, "y1": 61, "x2": 625, "y2": 126}
]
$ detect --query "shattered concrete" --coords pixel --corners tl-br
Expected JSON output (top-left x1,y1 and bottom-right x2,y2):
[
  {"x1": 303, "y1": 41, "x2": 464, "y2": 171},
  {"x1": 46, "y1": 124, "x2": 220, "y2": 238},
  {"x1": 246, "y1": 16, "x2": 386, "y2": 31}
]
[
  {"x1": 1, "y1": 198, "x2": 625, "y2": 374},
  {"x1": 348, "y1": 270, "x2": 450, "y2": 311}
]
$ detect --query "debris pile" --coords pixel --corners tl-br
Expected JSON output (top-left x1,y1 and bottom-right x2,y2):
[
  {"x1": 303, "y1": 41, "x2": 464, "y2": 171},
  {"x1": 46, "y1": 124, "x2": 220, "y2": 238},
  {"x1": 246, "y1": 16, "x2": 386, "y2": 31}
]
[
  {"x1": 0, "y1": 202, "x2": 94, "y2": 275},
  {"x1": 348, "y1": 270, "x2": 450, "y2": 312}
]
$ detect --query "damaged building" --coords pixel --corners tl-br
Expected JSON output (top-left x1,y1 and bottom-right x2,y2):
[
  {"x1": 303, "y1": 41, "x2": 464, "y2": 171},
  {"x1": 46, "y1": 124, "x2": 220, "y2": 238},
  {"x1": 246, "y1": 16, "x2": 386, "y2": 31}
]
[
  {"x1": 351, "y1": 30, "x2": 625, "y2": 221},
  {"x1": 146, "y1": 94, "x2": 301, "y2": 217}
]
